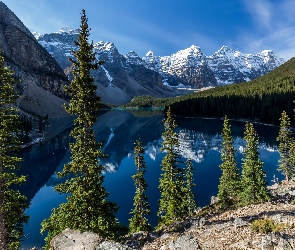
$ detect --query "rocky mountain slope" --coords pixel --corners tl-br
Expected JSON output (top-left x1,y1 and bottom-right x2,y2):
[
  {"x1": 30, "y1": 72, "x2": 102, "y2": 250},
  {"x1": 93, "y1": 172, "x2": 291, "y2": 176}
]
[
  {"x1": 207, "y1": 46, "x2": 284, "y2": 85},
  {"x1": 0, "y1": 2, "x2": 68, "y2": 118},
  {"x1": 49, "y1": 180, "x2": 295, "y2": 250},
  {"x1": 34, "y1": 28, "x2": 284, "y2": 105},
  {"x1": 35, "y1": 29, "x2": 176, "y2": 106},
  {"x1": 142, "y1": 45, "x2": 284, "y2": 88}
]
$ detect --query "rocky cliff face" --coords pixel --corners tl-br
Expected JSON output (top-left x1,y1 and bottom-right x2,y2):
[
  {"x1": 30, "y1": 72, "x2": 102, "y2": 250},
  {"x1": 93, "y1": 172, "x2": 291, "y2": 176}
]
[
  {"x1": 34, "y1": 27, "x2": 79, "y2": 77},
  {"x1": 0, "y1": 2, "x2": 68, "y2": 118}
]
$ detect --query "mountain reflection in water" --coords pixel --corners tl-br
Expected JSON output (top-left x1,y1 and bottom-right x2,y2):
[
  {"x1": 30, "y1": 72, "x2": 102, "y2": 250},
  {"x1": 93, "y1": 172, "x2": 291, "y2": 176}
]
[{"x1": 20, "y1": 111, "x2": 282, "y2": 249}]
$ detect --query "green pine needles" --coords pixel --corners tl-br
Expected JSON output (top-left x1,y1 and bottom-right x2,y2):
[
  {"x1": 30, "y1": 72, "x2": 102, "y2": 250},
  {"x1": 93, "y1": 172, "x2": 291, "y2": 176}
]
[
  {"x1": 217, "y1": 118, "x2": 271, "y2": 208},
  {"x1": 277, "y1": 110, "x2": 295, "y2": 181},
  {"x1": 157, "y1": 107, "x2": 194, "y2": 229},
  {"x1": 239, "y1": 122, "x2": 270, "y2": 205},
  {"x1": 41, "y1": 10, "x2": 119, "y2": 248},
  {"x1": 129, "y1": 138, "x2": 151, "y2": 233},
  {"x1": 217, "y1": 116, "x2": 240, "y2": 207},
  {"x1": 0, "y1": 54, "x2": 29, "y2": 250},
  {"x1": 183, "y1": 158, "x2": 197, "y2": 217}
]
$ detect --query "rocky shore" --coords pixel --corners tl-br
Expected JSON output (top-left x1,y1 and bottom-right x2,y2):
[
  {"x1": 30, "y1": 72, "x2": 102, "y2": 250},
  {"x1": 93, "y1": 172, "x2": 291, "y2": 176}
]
[{"x1": 45, "y1": 179, "x2": 295, "y2": 250}]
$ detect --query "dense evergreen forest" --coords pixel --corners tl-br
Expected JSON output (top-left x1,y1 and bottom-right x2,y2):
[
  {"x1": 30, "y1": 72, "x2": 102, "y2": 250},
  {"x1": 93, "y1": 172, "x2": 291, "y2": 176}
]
[{"x1": 123, "y1": 57, "x2": 295, "y2": 125}]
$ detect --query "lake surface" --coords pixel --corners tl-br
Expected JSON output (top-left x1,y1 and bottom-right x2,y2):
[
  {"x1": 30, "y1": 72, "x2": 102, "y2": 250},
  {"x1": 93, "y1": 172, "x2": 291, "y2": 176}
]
[{"x1": 19, "y1": 110, "x2": 282, "y2": 249}]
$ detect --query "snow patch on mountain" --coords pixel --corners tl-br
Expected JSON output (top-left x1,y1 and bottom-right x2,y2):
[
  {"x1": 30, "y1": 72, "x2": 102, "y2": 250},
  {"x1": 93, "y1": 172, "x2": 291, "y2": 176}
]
[
  {"x1": 101, "y1": 65, "x2": 113, "y2": 82},
  {"x1": 93, "y1": 41, "x2": 118, "y2": 64},
  {"x1": 124, "y1": 51, "x2": 142, "y2": 65}
]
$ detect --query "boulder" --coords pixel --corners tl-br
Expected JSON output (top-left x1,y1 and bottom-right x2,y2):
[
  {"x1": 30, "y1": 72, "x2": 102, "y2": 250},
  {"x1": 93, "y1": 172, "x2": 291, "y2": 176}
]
[
  {"x1": 161, "y1": 235, "x2": 201, "y2": 250},
  {"x1": 50, "y1": 228, "x2": 134, "y2": 250},
  {"x1": 50, "y1": 228, "x2": 102, "y2": 250}
]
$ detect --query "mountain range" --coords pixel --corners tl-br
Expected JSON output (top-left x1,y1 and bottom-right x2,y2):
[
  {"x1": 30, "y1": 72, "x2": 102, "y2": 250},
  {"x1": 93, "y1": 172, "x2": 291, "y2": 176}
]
[
  {"x1": 0, "y1": 1, "x2": 285, "y2": 111},
  {"x1": 34, "y1": 28, "x2": 284, "y2": 105}
]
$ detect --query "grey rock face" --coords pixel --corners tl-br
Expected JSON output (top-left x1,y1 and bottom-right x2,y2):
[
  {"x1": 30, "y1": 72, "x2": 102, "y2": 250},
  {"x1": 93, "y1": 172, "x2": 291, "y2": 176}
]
[
  {"x1": 187, "y1": 217, "x2": 207, "y2": 230},
  {"x1": 0, "y1": 2, "x2": 69, "y2": 118},
  {"x1": 0, "y1": 3, "x2": 67, "y2": 89},
  {"x1": 262, "y1": 233, "x2": 295, "y2": 250},
  {"x1": 50, "y1": 228, "x2": 103, "y2": 250},
  {"x1": 162, "y1": 235, "x2": 201, "y2": 250},
  {"x1": 125, "y1": 231, "x2": 159, "y2": 249},
  {"x1": 262, "y1": 235, "x2": 274, "y2": 250},
  {"x1": 234, "y1": 217, "x2": 249, "y2": 230},
  {"x1": 97, "y1": 241, "x2": 135, "y2": 250},
  {"x1": 50, "y1": 228, "x2": 135, "y2": 250},
  {"x1": 37, "y1": 28, "x2": 79, "y2": 73}
]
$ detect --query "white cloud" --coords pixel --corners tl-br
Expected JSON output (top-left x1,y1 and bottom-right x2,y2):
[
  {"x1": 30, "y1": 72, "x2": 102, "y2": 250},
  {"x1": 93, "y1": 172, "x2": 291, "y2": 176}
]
[
  {"x1": 240, "y1": 0, "x2": 295, "y2": 60},
  {"x1": 243, "y1": 0, "x2": 273, "y2": 30}
]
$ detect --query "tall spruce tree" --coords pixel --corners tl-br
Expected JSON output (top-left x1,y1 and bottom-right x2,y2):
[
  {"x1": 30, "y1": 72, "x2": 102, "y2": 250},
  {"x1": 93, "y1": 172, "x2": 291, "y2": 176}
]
[
  {"x1": 289, "y1": 142, "x2": 295, "y2": 179},
  {"x1": 217, "y1": 116, "x2": 240, "y2": 207},
  {"x1": 41, "y1": 10, "x2": 119, "y2": 248},
  {"x1": 129, "y1": 138, "x2": 151, "y2": 233},
  {"x1": 183, "y1": 158, "x2": 197, "y2": 217},
  {"x1": 0, "y1": 54, "x2": 29, "y2": 250},
  {"x1": 277, "y1": 110, "x2": 294, "y2": 181},
  {"x1": 157, "y1": 107, "x2": 185, "y2": 229},
  {"x1": 239, "y1": 122, "x2": 270, "y2": 205}
]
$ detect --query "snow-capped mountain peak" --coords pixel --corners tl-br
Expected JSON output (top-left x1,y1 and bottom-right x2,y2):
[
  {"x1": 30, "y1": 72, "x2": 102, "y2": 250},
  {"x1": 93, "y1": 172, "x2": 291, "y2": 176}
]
[
  {"x1": 142, "y1": 51, "x2": 161, "y2": 71},
  {"x1": 218, "y1": 45, "x2": 231, "y2": 51},
  {"x1": 257, "y1": 50, "x2": 285, "y2": 68},
  {"x1": 172, "y1": 45, "x2": 204, "y2": 60},
  {"x1": 145, "y1": 51, "x2": 155, "y2": 57},
  {"x1": 33, "y1": 28, "x2": 285, "y2": 101},
  {"x1": 261, "y1": 49, "x2": 273, "y2": 55},
  {"x1": 56, "y1": 27, "x2": 79, "y2": 35},
  {"x1": 94, "y1": 41, "x2": 116, "y2": 52},
  {"x1": 124, "y1": 51, "x2": 142, "y2": 65},
  {"x1": 32, "y1": 31, "x2": 42, "y2": 40}
]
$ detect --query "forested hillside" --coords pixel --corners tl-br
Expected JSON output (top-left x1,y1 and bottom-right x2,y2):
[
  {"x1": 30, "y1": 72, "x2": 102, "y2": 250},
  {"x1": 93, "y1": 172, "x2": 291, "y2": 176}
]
[
  {"x1": 170, "y1": 57, "x2": 295, "y2": 125},
  {"x1": 124, "y1": 57, "x2": 295, "y2": 125}
]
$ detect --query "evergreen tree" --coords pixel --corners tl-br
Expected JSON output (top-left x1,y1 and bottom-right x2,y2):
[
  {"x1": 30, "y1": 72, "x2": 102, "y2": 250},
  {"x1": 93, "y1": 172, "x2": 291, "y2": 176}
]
[
  {"x1": 289, "y1": 141, "x2": 295, "y2": 177},
  {"x1": 183, "y1": 158, "x2": 197, "y2": 217},
  {"x1": 239, "y1": 122, "x2": 270, "y2": 205},
  {"x1": 41, "y1": 10, "x2": 119, "y2": 248},
  {"x1": 129, "y1": 138, "x2": 151, "y2": 233},
  {"x1": 157, "y1": 107, "x2": 185, "y2": 229},
  {"x1": 217, "y1": 116, "x2": 240, "y2": 207},
  {"x1": 277, "y1": 110, "x2": 294, "y2": 181},
  {"x1": 0, "y1": 54, "x2": 29, "y2": 249}
]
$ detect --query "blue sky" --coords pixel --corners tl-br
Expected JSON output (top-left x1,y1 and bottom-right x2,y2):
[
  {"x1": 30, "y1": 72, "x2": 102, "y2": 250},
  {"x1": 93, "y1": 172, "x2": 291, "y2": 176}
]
[{"x1": 2, "y1": 0, "x2": 295, "y2": 60}]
